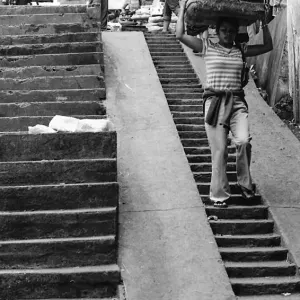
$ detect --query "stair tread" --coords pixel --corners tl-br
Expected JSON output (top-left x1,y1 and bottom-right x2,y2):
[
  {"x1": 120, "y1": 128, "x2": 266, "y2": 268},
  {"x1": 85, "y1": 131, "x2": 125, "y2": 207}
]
[
  {"x1": 0, "y1": 235, "x2": 115, "y2": 245},
  {"x1": 220, "y1": 246, "x2": 287, "y2": 252},
  {"x1": 237, "y1": 294, "x2": 300, "y2": 299},
  {"x1": 0, "y1": 207, "x2": 116, "y2": 216},
  {"x1": 216, "y1": 233, "x2": 281, "y2": 238},
  {"x1": 210, "y1": 220, "x2": 273, "y2": 223},
  {"x1": 231, "y1": 276, "x2": 300, "y2": 284},
  {"x1": 206, "y1": 205, "x2": 267, "y2": 209},
  {"x1": 0, "y1": 182, "x2": 116, "y2": 189},
  {"x1": 0, "y1": 264, "x2": 119, "y2": 274},
  {"x1": 0, "y1": 158, "x2": 115, "y2": 164},
  {"x1": 225, "y1": 261, "x2": 294, "y2": 267}
]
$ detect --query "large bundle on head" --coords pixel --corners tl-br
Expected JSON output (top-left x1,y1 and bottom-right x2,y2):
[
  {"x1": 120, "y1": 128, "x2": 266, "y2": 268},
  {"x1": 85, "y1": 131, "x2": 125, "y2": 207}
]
[{"x1": 185, "y1": 0, "x2": 266, "y2": 27}]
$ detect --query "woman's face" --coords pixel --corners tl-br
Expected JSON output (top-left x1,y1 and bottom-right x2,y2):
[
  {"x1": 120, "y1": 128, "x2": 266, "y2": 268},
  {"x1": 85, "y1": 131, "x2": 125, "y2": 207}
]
[{"x1": 218, "y1": 21, "x2": 237, "y2": 45}]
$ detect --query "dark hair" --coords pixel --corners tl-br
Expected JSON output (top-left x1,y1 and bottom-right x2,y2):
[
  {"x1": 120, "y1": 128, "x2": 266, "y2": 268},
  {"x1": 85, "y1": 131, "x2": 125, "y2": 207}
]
[{"x1": 216, "y1": 17, "x2": 239, "y2": 34}]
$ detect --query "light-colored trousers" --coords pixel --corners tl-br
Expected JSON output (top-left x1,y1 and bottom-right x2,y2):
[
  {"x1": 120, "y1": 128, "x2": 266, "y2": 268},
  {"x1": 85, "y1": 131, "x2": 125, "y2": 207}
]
[{"x1": 204, "y1": 97, "x2": 253, "y2": 202}]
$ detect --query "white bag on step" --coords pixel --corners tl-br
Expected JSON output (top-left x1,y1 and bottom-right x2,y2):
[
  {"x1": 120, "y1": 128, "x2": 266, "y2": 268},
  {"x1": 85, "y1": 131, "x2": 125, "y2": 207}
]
[
  {"x1": 49, "y1": 115, "x2": 81, "y2": 132},
  {"x1": 28, "y1": 124, "x2": 57, "y2": 134},
  {"x1": 77, "y1": 118, "x2": 114, "y2": 132}
]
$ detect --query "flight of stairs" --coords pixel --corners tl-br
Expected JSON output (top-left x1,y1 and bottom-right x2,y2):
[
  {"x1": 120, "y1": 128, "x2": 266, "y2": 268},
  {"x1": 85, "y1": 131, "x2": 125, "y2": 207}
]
[
  {"x1": 144, "y1": 32, "x2": 300, "y2": 299},
  {"x1": 0, "y1": 5, "x2": 121, "y2": 299}
]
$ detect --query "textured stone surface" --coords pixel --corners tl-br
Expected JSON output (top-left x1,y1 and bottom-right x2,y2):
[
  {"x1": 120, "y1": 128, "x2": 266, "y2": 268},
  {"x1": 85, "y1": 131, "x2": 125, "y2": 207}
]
[
  {"x1": 0, "y1": 52, "x2": 103, "y2": 67},
  {"x1": 0, "y1": 75, "x2": 104, "y2": 90},
  {"x1": 0, "y1": 208, "x2": 116, "y2": 239},
  {"x1": 0, "y1": 236, "x2": 116, "y2": 269},
  {"x1": 0, "y1": 64, "x2": 102, "y2": 78},
  {"x1": 0, "y1": 42, "x2": 102, "y2": 56},
  {"x1": 0, "y1": 265, "x2": 120, "y2": 299},
  {"x1": 0, "y1": 101, "x2": 105, "y2": 116},
  {"x1": 0, "y1": 182, "x2": 118, "y2": 211},
  {"x1": 0, "y1": 32, "x2": 100, "y2": 45},
  {"x1": 0, "y1": 88, "x2": 106, "y2": 103},
  {"x1": 0, "y1": 158, "x2": 117, "y2": 185}
]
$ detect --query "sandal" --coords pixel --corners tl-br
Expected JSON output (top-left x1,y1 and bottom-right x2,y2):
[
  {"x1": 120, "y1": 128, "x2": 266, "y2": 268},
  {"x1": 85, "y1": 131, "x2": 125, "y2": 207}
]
[
  {"x1": 238, "y1": 183, "x2": 256, "y2": 200},
  {"x1": 213, "y1": 201, "x2": 228, "y2": 208}
]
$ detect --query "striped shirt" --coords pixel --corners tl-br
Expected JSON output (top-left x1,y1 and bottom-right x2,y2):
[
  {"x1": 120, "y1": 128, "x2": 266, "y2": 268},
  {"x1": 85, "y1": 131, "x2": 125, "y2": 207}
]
[{"x1": 203, "y1": 40, "x2": 246, "y2": 91}]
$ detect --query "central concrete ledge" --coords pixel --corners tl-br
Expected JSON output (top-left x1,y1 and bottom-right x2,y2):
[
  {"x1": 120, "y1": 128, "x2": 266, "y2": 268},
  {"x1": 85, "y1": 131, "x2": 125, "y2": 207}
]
[{"x1": 103, "y1": 32, "x2": 235, "y2": 300}]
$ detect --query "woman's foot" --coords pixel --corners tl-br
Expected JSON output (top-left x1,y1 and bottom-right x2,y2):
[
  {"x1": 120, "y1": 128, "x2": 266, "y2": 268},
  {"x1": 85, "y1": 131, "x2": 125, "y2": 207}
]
[
  {"x1": 213, "y1": 201, "x2": 228, "y2": 208},
  {"x1": 238, "y1": 183, "x2": 256, "y2": 200}
]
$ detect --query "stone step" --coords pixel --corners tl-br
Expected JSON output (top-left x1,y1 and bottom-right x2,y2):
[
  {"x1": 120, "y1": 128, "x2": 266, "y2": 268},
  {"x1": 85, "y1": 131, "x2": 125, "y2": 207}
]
[
  {"x1": 168, "y1": 99, "x2": 203, "y2": 106},
  {"x1": 0, "y1": 158, "x2": 117, "y2": 186},
  {"x1": 0, "y1": 42, "x2": 102, "y2": 56},
  {"x1": 162, "y1": 83, "x2": 202, "y2": 88},
  {"x1": 153, "y1": 57, "x2": 190, "y2": 63},
  {"x1": 0, "y1": 101, "x2": 105, "y2": 117},
  {"x1": 0, "y1": 75, "x2": 104, "y2": 90},
  {"x1": 220, "y1": 247, "x2": 288, "y2": 262},
  {"x1": 205, "y1": 205, "x2": 268, "y2": 220},
  {"x1": 181, "y1": 138, "x2": 208, "y2": 147},
  {"x1": 0, "y1": 88, "x2": 105, "y2": 103},
  {"x1": 237, "y1": 293, "x2": 300, "y2": 299},
  {"x1": 200, "y1": 194, "x2": 262, "y2": 205},
  {"x1": 163, "y1": 87, "x2": 204, "y2": 93},
  {"x1": 148, "y1": 44, "x2": 182, "y2": 49},
  {"x1": 0, "y1": 52, "x2": 103, "y2": 68},
  {"x1": 0, "y1": 5, "x2": 87, "y2": 15},
  {"x1": 146, "y1": 39, "x2": 178, "y2": 44},
  {"x1": 156, "y1": 64, "x2": 192, "y2": 69},
  {"x1": 179, "y1": 131, "x2": 206, "y2": 139},
  {"x1": 209, "y1": 219, "x2": 274, "y2": 235},
  {"x1": 0, "y1": 64, "x2": 102, "y2": 79},
  {"x1": 150, "y1": 48, "x2": 183, "y2": 53},
  {"x1": 169, "y1": 105, "x2": 202, "y2": 113},
  {"x1": 225, "y1": 261, "x2": 296, "y2": 278},
  {"x1": 0, "y1": 235, "x2": 116, "y2": 269},
  {"x1": 184, "y1": 146, "x2": 235, "y2": 155},
  {"x1": 0, "y1": 182, "x2": 118, "y2": 211},
  {"x1": 0, "y1": 115, "x2": 106, "y2": 131},
  {"x1": 187, "y1": 153, "x2": 236, "y2": 163},
  {"x1": 194, "y1": 171, "x2": 237, "y2": 182},
  {"x1": 160, "y1": 78, "x2": 199, "y2": 84},
  {"x1": 0, "y1": 131, "x2": 116, "y2": 162},
  {"x1": 171, "y1": 112, "x2": 203, "y2": 118},
  {"x1": 165, "y1": 92, "x2": 203, "y2": 99},
  {"x1": 190, "y1": 162, "x2": 236, "y2": 172},
  {"x1": 151, "y1": 53, "x2": 186, "y2": 58},
  {"x1": 159, "y1": 73, "x2": 197, "y2": 79},
  {"x1": 0, "y1": 207, "x2": 116, "y2": 240},
  {"x1": 0, "y1": 32, "x2": 100, "y2": 45},
  {"x1": 174, "y1": 117, "x2": 204, "y2": 125},
  {"x1": 230, "y1": 276, "x2": 300, "y2": 296},
  {"x1": 0, "y1": 13, "x2": 93, "y2": 26},
  {"x1": 215, "y1": 234, "x2": 281, "y2": 248},
  {"x1": 0, "y1": 22, "x2": 99, "y2": 36},
  {"x1": 176, "y1": 125, "x2": 206, "y2": 131},
  {"x1": 0, "y1": 264, "x2": 120, "y2": 299},
  {"x1": 198, "y1": 182, "x2": 246, "y2": 194}
]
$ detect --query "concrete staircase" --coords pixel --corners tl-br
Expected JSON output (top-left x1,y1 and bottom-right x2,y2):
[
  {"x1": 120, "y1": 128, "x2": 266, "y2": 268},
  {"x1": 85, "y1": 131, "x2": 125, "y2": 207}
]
[
  {"x1": 0, "y1": 5, "x2": 120, "y2": 299},
  {"x1": 144, "y1": 32, "x2": 300, "y2": 298}
]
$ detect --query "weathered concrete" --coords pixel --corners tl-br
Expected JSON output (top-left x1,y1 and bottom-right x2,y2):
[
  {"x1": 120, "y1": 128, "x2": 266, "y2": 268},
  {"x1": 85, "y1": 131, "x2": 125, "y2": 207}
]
[
  {"x1": 103, "y1": 32, "x2": 235, "y2": 300},
  {"x1": 0, "y1": 42, "x2": 102, "y2": 56},
  {"x1": 0, "y1": 75, "x2": 104, "y2": 90},
  {"x1": 0, "y1": 13, "x2": 94, "y2": 25},
  {"x1": 0, "y1": 265, "x2": 120, "y2": 299},
  {"x1": 0, "y1": 32, "x2": 100, "y2": 45},
  {"x1": 0, "y1": 158, "x2": 117, "y2": 185},
  {"x1": 0, "y1": 182, "x2": 119, "y2": 211},
  {"x1": 0, "y1": 22, "x2": 99, "y2": 36},
  {"x1": 0, "y1": 52, "x2": 103, "y2": 67},
  {"x1": 0, "y1": 5, "x2": 87, "y2": 15},
  {"x1": 0, "y1": 101, "x2": 105, "y2": 116},
  {"x1": 0, "y1": 131, "x2": 116, "y2": 161},
  {"x1": 0, "y1": 207, "x2": 116, "y2": 239},
  {"x1": 0, "y1": 88, "x2": 106, "y2": 103},
  {"x1": 0, "y1": 235, "x2": 116, "y2": 269},
  {"x1": 0, "y1": 64, "x2": 102, "y2": 78},
  {"x1": 183, "y1": 44, "x2": 300, "y2": 272}
]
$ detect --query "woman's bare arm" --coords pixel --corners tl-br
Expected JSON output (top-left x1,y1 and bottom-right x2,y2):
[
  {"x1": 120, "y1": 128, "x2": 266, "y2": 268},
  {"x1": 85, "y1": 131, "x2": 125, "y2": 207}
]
[{"x1": 175, "y1": 0, "x2": 203, "y2": 53}]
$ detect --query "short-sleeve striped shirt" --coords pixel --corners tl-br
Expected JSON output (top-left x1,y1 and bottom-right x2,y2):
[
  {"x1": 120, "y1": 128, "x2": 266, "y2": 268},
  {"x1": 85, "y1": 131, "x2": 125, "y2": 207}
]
[{"x1": 203, "y1": 40, "x2": 245, "y2": 91}]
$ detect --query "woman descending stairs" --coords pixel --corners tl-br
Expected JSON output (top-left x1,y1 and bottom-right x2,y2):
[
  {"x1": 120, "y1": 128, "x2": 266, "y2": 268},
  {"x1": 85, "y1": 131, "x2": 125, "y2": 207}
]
[{"x1": 144, "y1": 32, "x2": 300, "y2": 299}]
